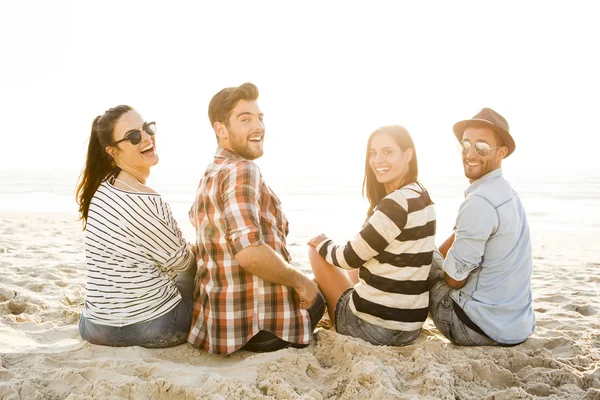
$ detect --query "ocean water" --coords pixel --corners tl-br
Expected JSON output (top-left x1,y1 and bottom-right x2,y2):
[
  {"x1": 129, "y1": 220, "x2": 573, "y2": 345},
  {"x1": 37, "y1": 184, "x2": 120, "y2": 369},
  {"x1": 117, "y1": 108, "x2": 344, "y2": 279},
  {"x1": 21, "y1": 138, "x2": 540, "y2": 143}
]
[{"x1": 1, "y1": 168, "x2": 599, "y2": 268}]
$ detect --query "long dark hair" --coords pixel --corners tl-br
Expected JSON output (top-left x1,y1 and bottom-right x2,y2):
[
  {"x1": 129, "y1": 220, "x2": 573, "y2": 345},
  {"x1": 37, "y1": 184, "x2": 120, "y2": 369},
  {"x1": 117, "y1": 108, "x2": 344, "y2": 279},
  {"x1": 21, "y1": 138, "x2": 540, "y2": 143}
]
[
  {"x1": 76, "y1": 105, "x2": 132, "y2": 228},
  {"x1": 362, "y1": 125, "x2": 427, "y2": 222}
]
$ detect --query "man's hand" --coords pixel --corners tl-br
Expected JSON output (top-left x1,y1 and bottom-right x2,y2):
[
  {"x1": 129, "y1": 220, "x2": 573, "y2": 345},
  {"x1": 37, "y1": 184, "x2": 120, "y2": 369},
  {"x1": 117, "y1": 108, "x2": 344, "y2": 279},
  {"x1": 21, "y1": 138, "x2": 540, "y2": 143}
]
[
  {"x1": 235, "y1": 244, "x2": 318, "y2": 309},
  {"x1": 294, "y1": 275, "x2": 319, "y2": 309},
  {"x1": 308, "y1": 234, "x2": 329, "y2": 248}
]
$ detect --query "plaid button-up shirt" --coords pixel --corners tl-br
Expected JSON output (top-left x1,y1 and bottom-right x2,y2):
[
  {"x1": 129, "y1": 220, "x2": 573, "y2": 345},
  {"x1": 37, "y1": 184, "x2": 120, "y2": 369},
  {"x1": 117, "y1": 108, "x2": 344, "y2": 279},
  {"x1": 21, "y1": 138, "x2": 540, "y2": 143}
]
[{"x1": 188, "y1": 147, "x2": 311, "y2": 355}]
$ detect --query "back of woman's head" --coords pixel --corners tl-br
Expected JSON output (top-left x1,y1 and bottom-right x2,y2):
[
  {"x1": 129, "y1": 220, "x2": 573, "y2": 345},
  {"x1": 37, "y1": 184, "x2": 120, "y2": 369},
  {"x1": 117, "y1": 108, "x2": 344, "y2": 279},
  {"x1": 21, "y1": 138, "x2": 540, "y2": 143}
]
[
  {"x1": 362, "y1": 125, "x2": 420, "y2": 220},
  {"x1": 76, "y1": 105, "x2": 132, "y2": 228}
]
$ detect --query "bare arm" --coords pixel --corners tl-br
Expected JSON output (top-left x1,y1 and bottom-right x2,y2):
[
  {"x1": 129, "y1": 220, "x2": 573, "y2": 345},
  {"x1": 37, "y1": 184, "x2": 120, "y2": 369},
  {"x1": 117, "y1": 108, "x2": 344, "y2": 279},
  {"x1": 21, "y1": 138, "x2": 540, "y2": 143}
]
[
  {"x1": 444, "y1": 273, "x2": 466, "y2": 289},
  {"x1": 308, "y1": 193, "x2": 412, "y2": 270},
  {"x1": 235, "y1": 244, "x2": 319, "y2": 309},
  {"x1": 438, "y1": 233, "x2": 455, "y2": 258}
]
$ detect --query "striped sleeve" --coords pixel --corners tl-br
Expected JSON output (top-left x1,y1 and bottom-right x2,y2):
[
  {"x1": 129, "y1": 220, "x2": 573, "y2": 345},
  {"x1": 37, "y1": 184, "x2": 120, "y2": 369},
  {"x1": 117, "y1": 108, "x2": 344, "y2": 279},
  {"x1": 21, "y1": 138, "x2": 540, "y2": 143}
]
[{"x1": 316, "y1": 192, "x2": 409, "y2": 270}]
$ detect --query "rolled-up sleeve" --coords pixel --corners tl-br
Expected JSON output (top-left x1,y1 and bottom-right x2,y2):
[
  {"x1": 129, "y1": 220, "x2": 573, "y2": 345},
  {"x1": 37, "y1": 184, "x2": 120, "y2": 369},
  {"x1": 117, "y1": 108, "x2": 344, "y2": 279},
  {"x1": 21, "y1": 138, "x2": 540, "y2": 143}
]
[
  {"x1": 443, "y1": 195, "x2": 497, "y2": 281},
  {"x1": 221, "y1": 161, "x2": 264, "y2": 255}
]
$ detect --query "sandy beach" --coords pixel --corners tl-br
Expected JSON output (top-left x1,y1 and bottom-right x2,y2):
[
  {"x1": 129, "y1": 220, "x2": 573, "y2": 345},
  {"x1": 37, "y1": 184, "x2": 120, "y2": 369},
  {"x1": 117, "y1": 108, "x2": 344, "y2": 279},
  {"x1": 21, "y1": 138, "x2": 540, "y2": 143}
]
[{"x1": 1, "y1": 210, "x2": 599, "y2": 399}]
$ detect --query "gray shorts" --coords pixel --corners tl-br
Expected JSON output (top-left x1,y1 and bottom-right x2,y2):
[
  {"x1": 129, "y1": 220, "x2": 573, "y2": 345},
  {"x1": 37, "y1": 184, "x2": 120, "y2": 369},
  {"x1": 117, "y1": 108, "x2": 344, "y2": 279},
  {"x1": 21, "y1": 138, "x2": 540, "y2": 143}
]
[
  {"x1": 335, "y1": 288, "x2": 421, "y2": 346},
  {"x1": 429, "y1": 280, "x2": 496, "y2": 346},
  {"x1": 428, "y1": 249, "x2": 497, "y2": 346}
]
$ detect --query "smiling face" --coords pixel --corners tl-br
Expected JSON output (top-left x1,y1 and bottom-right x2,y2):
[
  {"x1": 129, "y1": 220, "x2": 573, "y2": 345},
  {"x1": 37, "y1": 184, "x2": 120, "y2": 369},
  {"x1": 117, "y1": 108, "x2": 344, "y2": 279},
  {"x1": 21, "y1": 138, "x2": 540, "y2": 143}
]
[
  {"x1": 461, "y1": 126, "x2": 506, "y2": 182},
  {"x1": 368, "y1": 132, "x2": 413, "y2": 194},
  {"x1": 216, "y1": 99, "x2": 265, "y2": 160},
  {"x1": 106, "y1": 110, "x2": 159, "y2": 173}
]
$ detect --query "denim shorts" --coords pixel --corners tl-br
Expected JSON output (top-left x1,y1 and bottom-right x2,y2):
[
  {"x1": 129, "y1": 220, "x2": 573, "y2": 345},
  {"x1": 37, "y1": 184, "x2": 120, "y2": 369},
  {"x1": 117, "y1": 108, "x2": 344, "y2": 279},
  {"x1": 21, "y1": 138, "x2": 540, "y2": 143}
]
[
  {"x1": 335, "y1": 288, "x2": 421, "y2": 346},
  {"x1": 79, "y1": 264, "x2": 195, "y2": 348},
  {"x1": 79, "y1": 298, "x2": 191, "y2": 348}
]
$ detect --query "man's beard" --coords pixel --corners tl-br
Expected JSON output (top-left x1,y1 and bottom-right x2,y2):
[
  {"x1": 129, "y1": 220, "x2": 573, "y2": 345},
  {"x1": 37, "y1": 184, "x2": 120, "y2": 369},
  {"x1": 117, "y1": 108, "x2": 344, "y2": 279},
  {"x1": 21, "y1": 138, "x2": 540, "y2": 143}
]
[
  {"x1": 229, "y1": 131, "x2": 263, "y2": 160},
  {"x1": 463, "y1": 157, "x2": 495, "y2": 181}
]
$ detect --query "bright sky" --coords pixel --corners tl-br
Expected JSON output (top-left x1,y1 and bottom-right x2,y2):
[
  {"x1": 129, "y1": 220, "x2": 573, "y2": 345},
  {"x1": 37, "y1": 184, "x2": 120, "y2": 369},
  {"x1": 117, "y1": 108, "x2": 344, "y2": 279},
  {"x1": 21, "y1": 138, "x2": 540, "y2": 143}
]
[{"x1": 1, "y1": 1, "x2": 599, "y2": 180}]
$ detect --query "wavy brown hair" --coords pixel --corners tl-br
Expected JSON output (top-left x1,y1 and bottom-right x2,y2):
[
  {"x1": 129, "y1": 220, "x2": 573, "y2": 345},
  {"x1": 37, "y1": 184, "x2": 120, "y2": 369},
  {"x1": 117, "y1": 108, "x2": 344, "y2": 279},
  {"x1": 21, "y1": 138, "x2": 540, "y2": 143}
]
[
  {"x1": 362, "y1": 125, "x2": 426, "y2": 222},
  {"x1": 208, "y1": 82, "x2": 259, "y2": 128},
  {"x1": 76, "y1": 105, "x2": 132, "y2": 228}
]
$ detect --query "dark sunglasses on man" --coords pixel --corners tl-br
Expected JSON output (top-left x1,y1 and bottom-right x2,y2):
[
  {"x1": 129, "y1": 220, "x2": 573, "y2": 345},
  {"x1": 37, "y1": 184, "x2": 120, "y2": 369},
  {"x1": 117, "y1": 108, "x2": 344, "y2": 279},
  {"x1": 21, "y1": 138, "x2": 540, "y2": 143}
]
[
  {"x1": 458, "y1": 140, "x2": 501, "y2": 157},
  {"x1": 112, "y1": 122, "x2": 156, "y2": 146}
]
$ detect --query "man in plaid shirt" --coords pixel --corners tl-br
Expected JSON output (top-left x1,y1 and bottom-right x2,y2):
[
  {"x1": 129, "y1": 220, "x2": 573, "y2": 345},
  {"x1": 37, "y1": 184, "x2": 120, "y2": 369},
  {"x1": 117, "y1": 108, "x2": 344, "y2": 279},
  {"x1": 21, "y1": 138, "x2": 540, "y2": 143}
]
[{"x1": 188, "y1": 82, "x2": 325, "y2": 355}]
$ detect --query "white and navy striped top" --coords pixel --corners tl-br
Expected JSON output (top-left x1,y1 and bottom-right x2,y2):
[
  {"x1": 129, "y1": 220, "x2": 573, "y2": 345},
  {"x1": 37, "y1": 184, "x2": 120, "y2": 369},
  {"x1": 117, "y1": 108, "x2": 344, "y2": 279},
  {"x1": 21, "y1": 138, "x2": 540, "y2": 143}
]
[
  {"x1": 316, "y1": 183, "x2": 436, "y2": 332},
  {"x1": 82, "y1": 180, "x2": 193, "y2": 327}
]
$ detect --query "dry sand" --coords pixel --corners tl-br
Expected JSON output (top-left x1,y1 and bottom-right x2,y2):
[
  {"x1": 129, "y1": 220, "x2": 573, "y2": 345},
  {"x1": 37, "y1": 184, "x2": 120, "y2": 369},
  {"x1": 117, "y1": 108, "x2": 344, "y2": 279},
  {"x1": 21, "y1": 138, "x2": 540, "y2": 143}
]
[{"x1": 1, "y1": 211, "x2": 599, "y2": 399}]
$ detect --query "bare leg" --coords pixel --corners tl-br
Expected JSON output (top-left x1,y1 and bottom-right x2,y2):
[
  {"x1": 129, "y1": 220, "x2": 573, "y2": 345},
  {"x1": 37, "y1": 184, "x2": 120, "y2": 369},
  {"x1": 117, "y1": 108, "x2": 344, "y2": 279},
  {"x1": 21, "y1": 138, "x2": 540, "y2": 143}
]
[
  {"x1": 308, "y1": 247, "x2": 353, "y2": 323},
  {"x1": 347, "y1": 269, "x2": 359, "y2": 285}
]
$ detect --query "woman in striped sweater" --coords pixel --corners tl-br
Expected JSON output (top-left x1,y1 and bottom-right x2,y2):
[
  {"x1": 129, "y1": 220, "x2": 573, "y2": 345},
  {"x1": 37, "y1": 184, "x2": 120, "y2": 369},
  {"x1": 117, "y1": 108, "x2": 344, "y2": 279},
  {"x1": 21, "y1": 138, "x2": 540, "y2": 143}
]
[
  {"x1": 75, "y1": 105, "x2": 195, "y2": 348},
  {"x1": 308, "y1": 125, "x2": 436, "y2": 346}
]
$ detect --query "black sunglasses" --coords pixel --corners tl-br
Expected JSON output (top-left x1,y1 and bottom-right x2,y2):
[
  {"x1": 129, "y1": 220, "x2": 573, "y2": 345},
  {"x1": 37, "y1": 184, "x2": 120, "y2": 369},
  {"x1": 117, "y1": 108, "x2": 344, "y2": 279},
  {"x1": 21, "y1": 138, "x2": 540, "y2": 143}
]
[{"x1": 112, "y1": 121, "x2": 156, "y2": 146}]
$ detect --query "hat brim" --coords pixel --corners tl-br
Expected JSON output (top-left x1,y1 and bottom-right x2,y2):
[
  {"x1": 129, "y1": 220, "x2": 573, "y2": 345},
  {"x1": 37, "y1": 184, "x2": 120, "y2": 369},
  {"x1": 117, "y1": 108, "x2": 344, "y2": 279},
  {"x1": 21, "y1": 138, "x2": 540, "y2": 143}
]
[{"x1": 453, "y1": 118, "x2": 515, "y2": 157}]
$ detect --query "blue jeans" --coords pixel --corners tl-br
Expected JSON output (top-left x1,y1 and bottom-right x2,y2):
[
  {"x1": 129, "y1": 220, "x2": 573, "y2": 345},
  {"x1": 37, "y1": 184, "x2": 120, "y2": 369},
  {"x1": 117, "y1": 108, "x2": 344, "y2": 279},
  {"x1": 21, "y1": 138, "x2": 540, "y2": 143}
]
[
  {"x1": 428, "y1": 251, "x2": 496, "y2": 346},
  {"x1": 335, "y1": 288, "x2": 421, "y2": 346},
  {"x1": 79, "y1": 265, "x2": 196, "y2": 348},
  {"x1": 241, "y1": 289, "x2": 326, "y2": 353}
]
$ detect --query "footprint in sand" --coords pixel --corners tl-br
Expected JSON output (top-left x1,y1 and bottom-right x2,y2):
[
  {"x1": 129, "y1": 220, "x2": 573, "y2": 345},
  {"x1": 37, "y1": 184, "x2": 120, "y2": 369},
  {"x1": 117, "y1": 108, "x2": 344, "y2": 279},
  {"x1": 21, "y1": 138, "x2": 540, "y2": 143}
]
[
  {"x1": 0, "y1": 287, "x2": 16, "y2": 301},
  {"x1": 536, "y1": 319, "x2": 562, "y2": 329},
  {"x1": 25, "y1": 283, "x2": 46, "y2": 293},
  {"x1": 6, "y1": 300, "x2": 27, "y2": 315},
  {"x1": 537, "y1": 295, "x2": 571, "y2": 303},
  {"x1": 576, "y1": 305, "x2": 597, "y2": 316},
  {"x1": 563, "y1": 303, "x2": 599, "y2": 316}
]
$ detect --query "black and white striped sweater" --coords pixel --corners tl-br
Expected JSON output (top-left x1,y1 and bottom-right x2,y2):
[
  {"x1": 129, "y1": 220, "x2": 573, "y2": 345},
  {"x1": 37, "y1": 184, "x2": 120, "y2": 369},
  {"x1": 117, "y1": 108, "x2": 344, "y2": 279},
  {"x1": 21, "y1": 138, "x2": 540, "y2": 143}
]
[{"x1": 317, "y1": 183, "x2": 436, "y2": 331}]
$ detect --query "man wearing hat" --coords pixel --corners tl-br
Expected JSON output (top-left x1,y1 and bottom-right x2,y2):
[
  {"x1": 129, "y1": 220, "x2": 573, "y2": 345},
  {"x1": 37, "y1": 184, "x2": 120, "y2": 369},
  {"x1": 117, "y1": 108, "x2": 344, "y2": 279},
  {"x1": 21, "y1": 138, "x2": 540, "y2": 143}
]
[{"x1": 428, "y1": 107, "x2": 535, "y2": 346}]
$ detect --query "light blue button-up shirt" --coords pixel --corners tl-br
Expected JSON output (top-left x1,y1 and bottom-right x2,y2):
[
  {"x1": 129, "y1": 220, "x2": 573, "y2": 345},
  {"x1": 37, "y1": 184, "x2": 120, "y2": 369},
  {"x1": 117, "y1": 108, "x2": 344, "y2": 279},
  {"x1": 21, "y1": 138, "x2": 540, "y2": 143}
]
[{"x1": 443, "y1": 168, "x2": 535, "y2": 344}]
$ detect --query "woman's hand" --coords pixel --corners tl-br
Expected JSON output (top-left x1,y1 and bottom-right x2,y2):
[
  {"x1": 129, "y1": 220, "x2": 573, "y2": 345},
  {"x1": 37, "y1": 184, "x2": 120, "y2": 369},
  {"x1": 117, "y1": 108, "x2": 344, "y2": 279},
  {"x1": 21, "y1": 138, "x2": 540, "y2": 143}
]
[{"x1": 308, "y1": 234, "x2": 329, "y2": 248}]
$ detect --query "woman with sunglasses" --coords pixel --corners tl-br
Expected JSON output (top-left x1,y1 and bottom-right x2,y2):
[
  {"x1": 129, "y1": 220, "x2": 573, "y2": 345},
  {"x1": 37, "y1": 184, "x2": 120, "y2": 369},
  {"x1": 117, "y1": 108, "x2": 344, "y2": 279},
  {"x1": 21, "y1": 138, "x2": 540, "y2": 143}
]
[
  {"x1": 308, "y1": 125, "x2": 436, "y2": 346},
  {"x1": 76, "y1": 105, "x2": 196, "y2": 348}
]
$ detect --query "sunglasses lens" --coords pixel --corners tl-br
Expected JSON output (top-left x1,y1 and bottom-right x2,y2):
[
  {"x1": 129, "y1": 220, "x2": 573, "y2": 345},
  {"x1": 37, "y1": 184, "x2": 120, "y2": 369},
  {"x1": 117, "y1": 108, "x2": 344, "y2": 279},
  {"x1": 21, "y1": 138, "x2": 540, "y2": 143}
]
[
  {"x1": 145, "y1": 122, "x2": 156, "y2": 136},
  {"x1": 460, "y1": 141, "x2": 493, "y2": 156},
  {"x1": 474, "y1": 142, "x2": 491, "y2": 156},
  {"x1": 460, "y1": 141, "x2": 471, "y2": 153},
  {"x1": 126, "y1": 131, "x2": 142, "y2": 145}
]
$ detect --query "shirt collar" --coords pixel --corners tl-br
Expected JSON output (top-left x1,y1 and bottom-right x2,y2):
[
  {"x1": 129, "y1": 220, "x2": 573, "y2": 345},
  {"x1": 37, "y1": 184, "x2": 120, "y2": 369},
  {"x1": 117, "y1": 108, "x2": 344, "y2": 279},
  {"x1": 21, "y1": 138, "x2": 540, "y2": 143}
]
[
  {"x1": 465, "y1": 168, "x2": 503, "y2": 197},
  {"x1": 214, "y1": 147, "x2": 246, "y2": 162}
]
